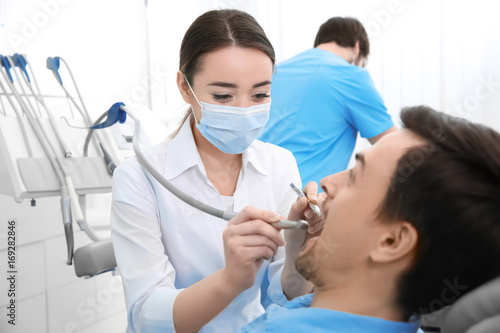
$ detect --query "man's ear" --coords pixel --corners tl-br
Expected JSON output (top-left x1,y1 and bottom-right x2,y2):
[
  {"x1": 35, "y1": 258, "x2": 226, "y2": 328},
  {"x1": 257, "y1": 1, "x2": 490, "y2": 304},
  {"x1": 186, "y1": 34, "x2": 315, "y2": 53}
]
[
  {"x1": 353, "y1": 40, "x2": 360, "y2": 58},
  {"x1": 176, "y1": 70, "x2": 191, "y2": 104},
  {"x1": 370, "y1": 222, "x2": 418, "y2": 264}
]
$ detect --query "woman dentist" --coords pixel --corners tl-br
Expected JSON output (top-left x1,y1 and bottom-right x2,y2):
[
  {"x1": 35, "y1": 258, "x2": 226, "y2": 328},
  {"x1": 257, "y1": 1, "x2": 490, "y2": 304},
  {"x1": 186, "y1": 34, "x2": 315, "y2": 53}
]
[{"x1": 111, "y1": 9, "x2": 320, "y2": 333}]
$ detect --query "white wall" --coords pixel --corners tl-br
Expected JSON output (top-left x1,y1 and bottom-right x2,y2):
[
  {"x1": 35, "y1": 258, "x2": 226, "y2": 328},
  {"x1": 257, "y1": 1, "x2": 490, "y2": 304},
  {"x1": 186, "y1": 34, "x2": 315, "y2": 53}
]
[{"x1": 147, "y1": 0, "x2": 500, "y2": 162}]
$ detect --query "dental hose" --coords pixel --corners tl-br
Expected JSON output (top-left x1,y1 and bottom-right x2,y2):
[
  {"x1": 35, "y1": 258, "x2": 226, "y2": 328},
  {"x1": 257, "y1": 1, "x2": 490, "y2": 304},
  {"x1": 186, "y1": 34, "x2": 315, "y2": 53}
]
[{"x1": 94, "y1": 103, "x2": 308, "y2": 229}]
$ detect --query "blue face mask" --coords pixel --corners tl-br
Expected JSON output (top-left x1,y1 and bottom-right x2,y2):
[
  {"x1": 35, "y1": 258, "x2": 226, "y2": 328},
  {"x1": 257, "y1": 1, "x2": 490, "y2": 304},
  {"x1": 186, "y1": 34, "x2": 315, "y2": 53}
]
[{"x1": 185, "y1": 76, "x2": 271, "y2": 154}]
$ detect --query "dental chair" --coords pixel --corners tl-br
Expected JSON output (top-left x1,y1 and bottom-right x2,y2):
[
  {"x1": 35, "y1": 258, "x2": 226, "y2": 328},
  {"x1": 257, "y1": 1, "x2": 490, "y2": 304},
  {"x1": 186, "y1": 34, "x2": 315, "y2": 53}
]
[
  {"x1": 421, "y1": 276, "x2": 500, "y2": 333},
  {"x1": 74, "y1": 239, "x2": 117, "y2": 278},
  {"x1": 441, "y1": 276, "x2": 500, "y2": 333}
]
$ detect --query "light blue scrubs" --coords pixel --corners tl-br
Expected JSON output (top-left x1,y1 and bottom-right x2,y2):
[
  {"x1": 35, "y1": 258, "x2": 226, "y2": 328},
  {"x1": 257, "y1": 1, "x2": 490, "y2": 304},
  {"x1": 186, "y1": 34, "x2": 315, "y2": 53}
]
[
  {"x1": 259, "y1": 48, "x2": 393, "y2": 186},
  {"x1": 239, "y1": 294, "x2": 422, "y2": 333}
]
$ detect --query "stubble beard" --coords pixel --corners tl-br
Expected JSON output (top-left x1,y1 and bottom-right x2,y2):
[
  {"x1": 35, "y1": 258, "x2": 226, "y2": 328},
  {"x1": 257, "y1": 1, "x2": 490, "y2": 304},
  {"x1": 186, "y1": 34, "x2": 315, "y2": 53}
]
[{"x1": 294, "y1": 242, "x2": 319, "y2": 281}]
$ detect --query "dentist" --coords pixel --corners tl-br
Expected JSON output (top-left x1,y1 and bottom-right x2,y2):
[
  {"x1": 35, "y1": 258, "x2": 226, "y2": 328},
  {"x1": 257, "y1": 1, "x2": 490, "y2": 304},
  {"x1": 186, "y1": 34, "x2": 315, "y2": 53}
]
[{"x1": 111, "y1": 9, "x2": 319, "y2": 333}]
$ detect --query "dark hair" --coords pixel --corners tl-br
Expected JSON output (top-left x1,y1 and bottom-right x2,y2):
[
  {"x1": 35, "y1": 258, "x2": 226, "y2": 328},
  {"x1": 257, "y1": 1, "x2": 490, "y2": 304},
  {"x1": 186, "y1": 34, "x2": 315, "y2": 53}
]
[
  {"x1": 180, "y1": 9, "x2": 275, "y2": 84},
  {"x1": 378, "y1": 106, "x2": 500, "y2": 320},
  {"x1": 314, "y1": 17, "x2": 369, "y2": 59},
  {"x1": 171, "y1": 9, "x2": 275, "y2": 137}
]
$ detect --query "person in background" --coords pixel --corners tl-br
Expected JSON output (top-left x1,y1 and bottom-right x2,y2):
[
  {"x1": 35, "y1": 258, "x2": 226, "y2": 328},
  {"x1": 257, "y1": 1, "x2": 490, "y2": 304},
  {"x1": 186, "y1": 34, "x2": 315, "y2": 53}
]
[
  {"x1": 240, "y1": 106, "x2": 500, "y2": 332},
  {"x1": 259, "y1": 16, "x2": 396, "y2": 187},
  {"x1": 111, "y1": 9, "x2": 320, "y2": 333}
]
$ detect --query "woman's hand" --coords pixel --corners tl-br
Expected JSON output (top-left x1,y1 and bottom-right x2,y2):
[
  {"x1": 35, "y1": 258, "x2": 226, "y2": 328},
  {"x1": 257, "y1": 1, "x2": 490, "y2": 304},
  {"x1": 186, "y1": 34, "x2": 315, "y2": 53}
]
[
  {"x1": 285, "y1": 182, "x2": 325, "y2": 257},
  {"x1": 280, "y1": 182, "x2": 325, "y2": 300},
  {"x1": 222, "y1": 206, "x2": 285, "y2": 293}
]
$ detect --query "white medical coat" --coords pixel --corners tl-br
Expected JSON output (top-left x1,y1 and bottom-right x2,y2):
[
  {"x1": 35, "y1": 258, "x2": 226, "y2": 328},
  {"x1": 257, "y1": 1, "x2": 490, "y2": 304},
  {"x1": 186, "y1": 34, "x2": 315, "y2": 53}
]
[{"x1": 111, "y1": 118, "x2": 301, "y2": 333}]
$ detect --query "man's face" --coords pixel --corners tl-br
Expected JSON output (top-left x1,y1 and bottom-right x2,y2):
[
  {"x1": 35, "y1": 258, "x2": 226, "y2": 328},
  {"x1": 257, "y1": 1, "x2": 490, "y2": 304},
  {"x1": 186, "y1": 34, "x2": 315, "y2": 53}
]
[{"x1": 295, "y1": 129, "x2": 425, "y2": 287}]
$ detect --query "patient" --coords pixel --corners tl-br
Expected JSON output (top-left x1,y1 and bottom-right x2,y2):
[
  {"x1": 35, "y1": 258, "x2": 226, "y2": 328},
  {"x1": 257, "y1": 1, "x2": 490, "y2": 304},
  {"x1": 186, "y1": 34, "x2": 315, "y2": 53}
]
[{"x1": 238, "y1": 105, "x2": 500, "y2": 332}]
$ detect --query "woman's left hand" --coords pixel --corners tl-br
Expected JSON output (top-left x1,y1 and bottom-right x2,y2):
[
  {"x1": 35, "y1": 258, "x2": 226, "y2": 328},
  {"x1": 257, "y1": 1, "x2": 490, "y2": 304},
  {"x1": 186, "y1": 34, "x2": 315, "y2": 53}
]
[{"x1": 284, "y1": 181, "x2": 325, "y2": 256}]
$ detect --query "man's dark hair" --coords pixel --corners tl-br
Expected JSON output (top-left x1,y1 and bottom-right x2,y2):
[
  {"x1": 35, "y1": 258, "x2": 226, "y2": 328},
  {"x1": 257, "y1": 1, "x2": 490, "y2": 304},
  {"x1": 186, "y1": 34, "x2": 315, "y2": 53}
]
[
  {"x1": 379, "y1": 105, "x2": 500, "y2": 320},
  {"x1": 314, "y1": 17, "x2": 369, "y2": 59}
]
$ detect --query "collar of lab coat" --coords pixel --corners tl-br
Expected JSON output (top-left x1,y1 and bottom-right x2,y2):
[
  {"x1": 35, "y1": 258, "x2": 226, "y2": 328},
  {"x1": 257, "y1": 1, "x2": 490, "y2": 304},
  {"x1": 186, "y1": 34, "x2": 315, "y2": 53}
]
[{"x1": 163, "y1": 115, "x2": 269, "y2": 180}]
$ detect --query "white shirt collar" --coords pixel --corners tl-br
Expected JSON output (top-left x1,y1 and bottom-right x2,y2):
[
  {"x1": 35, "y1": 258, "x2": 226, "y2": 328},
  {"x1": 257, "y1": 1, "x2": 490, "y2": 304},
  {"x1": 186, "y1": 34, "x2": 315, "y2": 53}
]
[
  {"x1": 164, "y1": 115, "x2": 268, "y2": 180},
  {"x1": 242, "y1": 140, "x2": 269, "y2": 176}
]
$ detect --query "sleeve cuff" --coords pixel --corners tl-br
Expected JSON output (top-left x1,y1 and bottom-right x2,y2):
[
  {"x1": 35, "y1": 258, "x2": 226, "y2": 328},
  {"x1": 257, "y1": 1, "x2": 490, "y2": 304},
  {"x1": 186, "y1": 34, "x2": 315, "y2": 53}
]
[
  {"x1": 267, "y1": 262, "x2": 288, "y2": 306},
  {"x1": 360, "y1": 120, "x2": 394, "y2": 139},
  {"x1": 137, "y1": 287, "x2": 184, "y2": 333}
]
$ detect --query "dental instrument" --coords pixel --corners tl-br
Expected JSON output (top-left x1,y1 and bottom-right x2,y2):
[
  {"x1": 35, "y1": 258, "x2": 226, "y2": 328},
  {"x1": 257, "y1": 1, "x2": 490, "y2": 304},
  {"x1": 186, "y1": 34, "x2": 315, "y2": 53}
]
[
  {"x1": 0, "y1": 57, "x2": 34, "y2": 157},
  {"x1": 46, "y1": 56, "x2": 103, "y2": 157},
  {"x1": 1, "y1": 55, "x2": 75, "y2": 264},
  {"x1": 9, "y1": 55, "x2": 83, "y2": 222},
  {"x1": 290, "y1": 182, "x2": 322, "y2": 216},
  {"x1": 4, "y1": 53, "x2": 109, "y2": 264},
  {"x1": 274, "y1": 219, "x2": 309, "y2": 229},
  {"x1": 82, "y1": 106, "x2": 118, "y2": 174},
  {"x1": 10, "y1": 53, "x2": 42, "y2": 117},
  {"x1": 12, "y1": 53, "x2": 72, "y2": 158},
  {"x1": 46, "y1": 56, "x2": 117, "y2": 176},
  {"x1": 0, "y1": 74, "x2": 7, "y2": 116},
  {"x1": 0, "y1": 90, "x2": 5, "y2": 116}
]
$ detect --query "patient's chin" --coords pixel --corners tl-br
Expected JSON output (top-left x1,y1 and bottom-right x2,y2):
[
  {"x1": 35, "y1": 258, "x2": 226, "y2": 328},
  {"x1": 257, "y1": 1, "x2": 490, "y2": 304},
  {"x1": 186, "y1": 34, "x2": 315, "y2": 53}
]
[{"x1": 295, "y1": 243, "x2": 319, "y2": 281}]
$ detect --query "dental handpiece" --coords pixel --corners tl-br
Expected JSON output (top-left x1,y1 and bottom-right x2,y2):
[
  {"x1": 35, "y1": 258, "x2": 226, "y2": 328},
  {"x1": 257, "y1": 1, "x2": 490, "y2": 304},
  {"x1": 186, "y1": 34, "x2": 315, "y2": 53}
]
[
  {"x1": 274, "y1": 219, "x2": 309, "y2": 230},
  {"x1": 221, "y1": 211, "x2": 308, "y2": 230}
]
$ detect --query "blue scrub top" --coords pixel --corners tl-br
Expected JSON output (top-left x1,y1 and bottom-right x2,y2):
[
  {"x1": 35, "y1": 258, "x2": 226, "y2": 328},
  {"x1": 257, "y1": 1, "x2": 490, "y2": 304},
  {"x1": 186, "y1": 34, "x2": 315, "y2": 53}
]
[
  {"x1": 239, "y1": 294, "x2": 422, "y2": 333},
  {"x1": 259, "y1": 48, "x2": 393, "y2": 187}
]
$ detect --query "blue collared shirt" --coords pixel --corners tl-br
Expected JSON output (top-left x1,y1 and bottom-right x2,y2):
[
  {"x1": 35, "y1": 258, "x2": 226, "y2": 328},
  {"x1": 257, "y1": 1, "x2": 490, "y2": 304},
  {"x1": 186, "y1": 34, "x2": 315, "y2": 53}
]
[
  {"x1": 259, "y1": 48, "x2": 393, "y2": 187},
  {"x1": 239, "y1": 294, "x2": 422, "y2": 333}
]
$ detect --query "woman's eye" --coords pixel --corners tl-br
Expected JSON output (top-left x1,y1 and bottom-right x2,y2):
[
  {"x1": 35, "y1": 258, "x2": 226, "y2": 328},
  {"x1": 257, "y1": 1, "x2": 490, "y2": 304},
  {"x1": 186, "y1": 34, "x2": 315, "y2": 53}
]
[
  {"x1": 212, "y1": 94, "x2": 232, "y2": 101},
  {"x1": 253, "y1": 93, "x2": 270, "y2": 100}
]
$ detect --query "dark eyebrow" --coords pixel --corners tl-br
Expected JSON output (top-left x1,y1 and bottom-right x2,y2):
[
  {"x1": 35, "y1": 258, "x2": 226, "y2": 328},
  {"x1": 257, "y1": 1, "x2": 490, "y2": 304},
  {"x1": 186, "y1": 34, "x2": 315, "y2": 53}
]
[
  {"x1": 207, "y1": 82, "x2": 238, "y2": 88},
  {"x1": 355, "y1": 153, "x2": 366, "y2": 170},
  {"x1": 253, "y1": 80, "x2": 271, "y2": 88},
  {"x1": 206, "y1": 80, "x2": 271, "y2": 89}
]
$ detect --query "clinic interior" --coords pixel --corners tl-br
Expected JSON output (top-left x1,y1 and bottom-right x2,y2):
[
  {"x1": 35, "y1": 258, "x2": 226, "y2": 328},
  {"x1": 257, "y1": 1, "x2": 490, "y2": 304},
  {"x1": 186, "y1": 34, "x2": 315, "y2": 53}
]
[{"x1": 1, "y1": 0, "x2": 500, "y2": 332}]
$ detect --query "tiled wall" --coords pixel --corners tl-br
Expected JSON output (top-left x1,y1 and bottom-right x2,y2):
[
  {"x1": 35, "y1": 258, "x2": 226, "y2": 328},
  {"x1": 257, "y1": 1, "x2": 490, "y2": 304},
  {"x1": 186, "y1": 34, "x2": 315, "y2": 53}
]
[{"x1": 0, "y1": 195, "x2": 128, "y2": 333}]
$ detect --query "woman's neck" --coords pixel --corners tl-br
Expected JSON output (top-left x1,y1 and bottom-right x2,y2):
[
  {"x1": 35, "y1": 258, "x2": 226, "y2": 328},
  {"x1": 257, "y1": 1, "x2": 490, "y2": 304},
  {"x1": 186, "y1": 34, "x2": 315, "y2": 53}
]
[{"x1": 191, "y1": 120, "x2": 242, "y2": 196}]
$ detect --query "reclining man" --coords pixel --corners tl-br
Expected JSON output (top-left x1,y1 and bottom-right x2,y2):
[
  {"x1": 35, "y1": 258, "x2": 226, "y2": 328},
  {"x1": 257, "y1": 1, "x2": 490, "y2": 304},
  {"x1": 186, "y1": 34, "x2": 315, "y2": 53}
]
[{"x1": 229, "y1": 105, "x2": 500, "y2": 332}]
